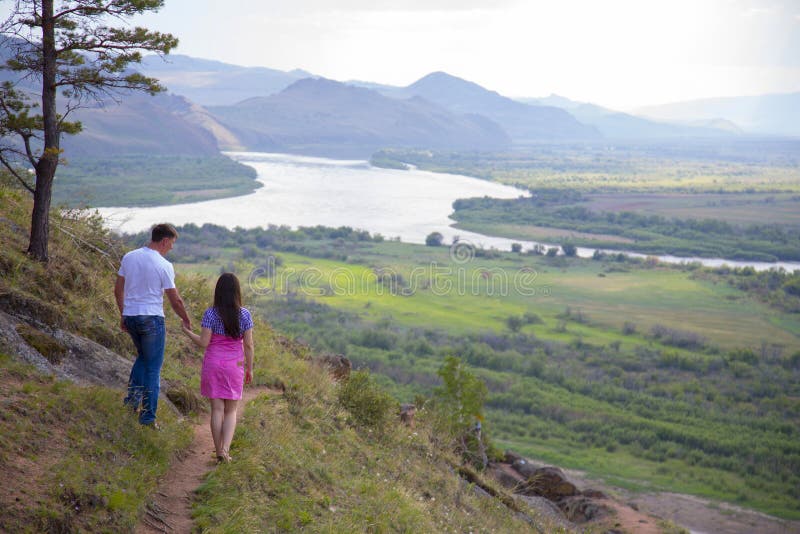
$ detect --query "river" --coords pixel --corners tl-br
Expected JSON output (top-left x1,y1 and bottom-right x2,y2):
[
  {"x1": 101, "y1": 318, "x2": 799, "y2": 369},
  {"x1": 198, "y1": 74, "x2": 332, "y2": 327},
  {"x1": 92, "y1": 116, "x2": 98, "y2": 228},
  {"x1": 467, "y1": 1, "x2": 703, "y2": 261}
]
[{"x1": 98, "y1": 152, "x2": 800, "y2": 273}]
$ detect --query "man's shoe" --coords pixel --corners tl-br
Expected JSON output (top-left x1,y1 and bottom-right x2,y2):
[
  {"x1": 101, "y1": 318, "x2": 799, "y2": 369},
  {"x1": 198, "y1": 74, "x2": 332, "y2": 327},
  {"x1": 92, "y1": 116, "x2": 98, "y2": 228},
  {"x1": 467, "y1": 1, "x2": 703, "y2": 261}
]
[{"x1": 141, "y1": 421, "x2": 161, "y2": 431}]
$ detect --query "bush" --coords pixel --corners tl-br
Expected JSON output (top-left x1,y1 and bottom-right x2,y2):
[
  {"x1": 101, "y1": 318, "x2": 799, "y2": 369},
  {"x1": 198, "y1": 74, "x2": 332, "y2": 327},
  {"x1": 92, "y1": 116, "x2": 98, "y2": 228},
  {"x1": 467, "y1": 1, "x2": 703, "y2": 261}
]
[
  {"x1": 651, "y1": 324, "x2": 707, "y2": 350},
  {"x1": 337, "y1": 370, "x2": 396, "y2": 432},
  {"x1": 506, "y1": 315, "x2": 524, "y2": 332},
  {"x1": 622, "y1": 322, "x2": 637, "y2": 335},
  {"x1": 425, "y1": 232, "x2": 444, "y2": 246}
]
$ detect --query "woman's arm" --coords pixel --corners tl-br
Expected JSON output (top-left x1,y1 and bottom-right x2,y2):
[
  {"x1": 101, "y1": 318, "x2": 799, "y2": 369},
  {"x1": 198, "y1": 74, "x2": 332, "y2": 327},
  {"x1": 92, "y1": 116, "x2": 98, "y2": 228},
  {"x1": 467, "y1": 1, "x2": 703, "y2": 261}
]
[
  {"x1": 243, "y1": 328, "x2": 254, "y2": 385},
  {"x1": 183, "y1": 326, "x2": 212, "y2": 348}
]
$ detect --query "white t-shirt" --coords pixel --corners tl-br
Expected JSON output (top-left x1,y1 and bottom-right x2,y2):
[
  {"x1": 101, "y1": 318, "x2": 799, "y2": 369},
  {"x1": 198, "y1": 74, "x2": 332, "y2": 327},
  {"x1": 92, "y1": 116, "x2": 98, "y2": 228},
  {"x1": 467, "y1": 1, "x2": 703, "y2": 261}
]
[{"x1": 118, "y1": 247, "x2": 176, "y2": 316}]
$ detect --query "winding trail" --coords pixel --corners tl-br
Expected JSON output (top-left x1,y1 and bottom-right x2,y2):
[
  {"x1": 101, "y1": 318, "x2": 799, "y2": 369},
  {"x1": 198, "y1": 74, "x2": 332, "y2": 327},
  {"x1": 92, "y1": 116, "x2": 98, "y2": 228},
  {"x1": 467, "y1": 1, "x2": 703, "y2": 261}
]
[{"x1": 135, "y1": 386, "x2": 278, "y2": 534}]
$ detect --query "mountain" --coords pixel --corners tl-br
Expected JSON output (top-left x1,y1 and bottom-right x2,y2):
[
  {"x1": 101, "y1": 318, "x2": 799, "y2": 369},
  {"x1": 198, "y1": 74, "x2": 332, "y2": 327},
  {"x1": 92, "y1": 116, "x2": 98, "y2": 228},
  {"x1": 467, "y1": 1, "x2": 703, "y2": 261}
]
[
  {"x1": 634, "y1": 93, "x2": 800, "y2": 137},
  {"x1": 60, "y1": 92, "x2": 222, "y2": 157},
  {"x1": 139, "y1": 54, "x2": 312, "y2": 106},
  {"x1": 207, "y1": 77, "x2": 511, "y2": 157},
  {"x1": 522, "y1": 95, "x2": 740, "y2": 139},
  {"x1": 0, "y1": 41, "x2": 226, "y2": 158},
  {"x1": 394, "y1": 72, "x2": 600, "y2": 142}
]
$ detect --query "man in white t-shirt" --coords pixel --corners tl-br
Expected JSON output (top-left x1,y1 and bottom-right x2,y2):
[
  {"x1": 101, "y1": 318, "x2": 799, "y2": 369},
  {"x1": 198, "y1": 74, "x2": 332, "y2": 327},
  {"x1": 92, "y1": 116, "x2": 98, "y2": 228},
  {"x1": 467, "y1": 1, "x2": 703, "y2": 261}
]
[{"x1": 114, "y1": 223, "x2": 191, "y2": 428}]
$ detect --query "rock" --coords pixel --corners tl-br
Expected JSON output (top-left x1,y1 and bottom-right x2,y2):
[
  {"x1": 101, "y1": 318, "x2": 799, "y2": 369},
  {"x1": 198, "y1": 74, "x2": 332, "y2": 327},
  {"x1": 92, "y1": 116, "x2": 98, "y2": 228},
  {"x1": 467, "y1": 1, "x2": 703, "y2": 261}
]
[
  {"x1": 504, "y1": 450, "x2": 526, "y2": 464},
  {"x1": 315, "y1": 352, "x2": 351, "y2": 381},
  {"x1": 472, "y1": 484, "x2": 492, "y2": 499},
  {"x1": 582, "y1": 488, "x2": 608, "y2": 499},
  {"x1": 513, "y1": 495, "x2": 576, "y2": 532},
  {"x1": 558, "y1": 495, "x2": 612, "y2": 522},
  {"x1": 399, "y1": 403, "x2": 416, "y2": 428},
  {"x1": 518, "y1": 466, "x2": 579, "y2": 500},
  {"x1": 515, "y1": 494, "x2": 567, "y2": 519},
  {"x1": 487, "y1": 463, "x2": 524, "y2": 489},
  {"x1": 0, "y1": 311, "x2": 178, "y2": 413},
  {"x1": 51, "y1": 328, "x2": 131, "y2": 388},
  {"x1": 512, "y1": 458, "x2": 541, "y2": 479},
  {"x1": 0, "y1": 310, "x2": 63, "y2": 377}
]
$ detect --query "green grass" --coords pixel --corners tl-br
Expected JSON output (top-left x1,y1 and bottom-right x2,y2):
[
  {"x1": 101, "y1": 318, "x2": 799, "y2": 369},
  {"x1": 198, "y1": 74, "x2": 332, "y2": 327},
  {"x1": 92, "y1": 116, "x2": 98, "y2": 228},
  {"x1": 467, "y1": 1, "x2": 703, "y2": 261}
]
[
  {"x1": 0, "y1": 353, "x2": 192, "y2": 533},
  {"x1": 372, "y1": 145, "x2": 800, "y2": 194},
  {"x1": 53, "y1": 154, "x2": 260, "y2": 207},
  {"x1": 241, "y1": 245, "x2": 799, "y2": 351},
  {"x1": 170, "y1": 229, "x2": 800, "y2": 518},
  {"x1": 1, "y1": 186, "x2": 577, "y2": 532},
  {"x1": 192, "y1": 349, "x2": 569, "y2": 533},
  {"x1": 578, "y1": 192, "x2": 800, "y2": 228}
]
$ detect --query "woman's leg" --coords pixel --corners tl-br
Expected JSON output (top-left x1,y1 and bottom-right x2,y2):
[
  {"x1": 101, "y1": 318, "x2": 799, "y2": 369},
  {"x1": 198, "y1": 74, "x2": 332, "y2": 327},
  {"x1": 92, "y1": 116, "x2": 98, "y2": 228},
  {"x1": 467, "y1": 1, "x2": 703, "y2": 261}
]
[
  {"x1": 209, "y1": 398, "x2": 225, "y2": 458},
  {"x1": 220, "y1": 399, "x2": 239, "y2": 458}
]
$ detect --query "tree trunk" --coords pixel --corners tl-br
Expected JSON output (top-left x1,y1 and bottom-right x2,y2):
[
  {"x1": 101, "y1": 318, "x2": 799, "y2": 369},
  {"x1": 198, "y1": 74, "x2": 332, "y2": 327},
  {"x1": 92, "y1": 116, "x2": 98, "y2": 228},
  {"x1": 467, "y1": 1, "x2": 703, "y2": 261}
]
[
  {"x1": 28, "y1": 163, "x2": 56, "y2": 261},
  {"x1": 27, "y1": 0, "x2": 59, "y2": 262}
]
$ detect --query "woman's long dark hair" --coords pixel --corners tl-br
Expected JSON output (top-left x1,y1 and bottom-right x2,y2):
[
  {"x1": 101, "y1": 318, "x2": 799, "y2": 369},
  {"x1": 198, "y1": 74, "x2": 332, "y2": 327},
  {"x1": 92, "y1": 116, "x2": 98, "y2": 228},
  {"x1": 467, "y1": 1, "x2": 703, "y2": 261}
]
[{"x1": 214, "y1": 273, "x2": 243, "y2": 339}]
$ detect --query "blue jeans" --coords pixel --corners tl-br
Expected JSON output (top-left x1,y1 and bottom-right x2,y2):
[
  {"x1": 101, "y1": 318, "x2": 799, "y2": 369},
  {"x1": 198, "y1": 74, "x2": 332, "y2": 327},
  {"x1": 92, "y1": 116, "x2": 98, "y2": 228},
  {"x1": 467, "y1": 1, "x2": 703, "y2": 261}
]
[{"x1": 123, "y1": 315, "x2": 166, "y2": 425}]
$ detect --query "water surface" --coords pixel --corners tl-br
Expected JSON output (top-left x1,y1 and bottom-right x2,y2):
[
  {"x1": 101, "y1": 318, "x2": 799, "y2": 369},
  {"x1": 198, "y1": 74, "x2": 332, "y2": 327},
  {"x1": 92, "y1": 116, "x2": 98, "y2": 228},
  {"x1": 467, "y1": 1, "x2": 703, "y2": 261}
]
[{"x1": 98, "y1": 152, "x2": 800, "y2": 272}]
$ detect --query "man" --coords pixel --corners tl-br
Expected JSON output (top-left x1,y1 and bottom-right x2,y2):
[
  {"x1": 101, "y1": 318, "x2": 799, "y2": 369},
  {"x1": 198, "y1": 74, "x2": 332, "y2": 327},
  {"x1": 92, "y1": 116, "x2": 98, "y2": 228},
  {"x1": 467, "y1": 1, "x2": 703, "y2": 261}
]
[{"x1": 114, "y1": 223, "x2": 191, "y2": 427}]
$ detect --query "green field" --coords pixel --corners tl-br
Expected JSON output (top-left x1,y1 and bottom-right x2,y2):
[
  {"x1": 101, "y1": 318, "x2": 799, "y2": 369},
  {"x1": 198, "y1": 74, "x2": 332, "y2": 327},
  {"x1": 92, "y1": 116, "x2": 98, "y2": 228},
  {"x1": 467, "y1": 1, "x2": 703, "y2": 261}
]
[
  {"x1": 54, "y1": 154, "x2": 260, "y2": 207},
  {"x1": 372, "y1": 142, "x2": 800, "y2": 194},
  {"x1": 578, "y1": 192, "x2": 800, "y2": 228},
  {"x1": 228, "y1": 244, "x2": 799, "y2": 351},
  {"x1": 158, "y1": 223, "x2": 800, "y2": 519}
]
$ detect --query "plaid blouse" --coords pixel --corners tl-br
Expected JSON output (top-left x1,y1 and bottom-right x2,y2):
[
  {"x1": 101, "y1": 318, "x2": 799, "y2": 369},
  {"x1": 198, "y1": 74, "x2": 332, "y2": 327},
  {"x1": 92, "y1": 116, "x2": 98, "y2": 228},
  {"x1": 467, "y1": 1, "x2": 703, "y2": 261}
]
[{"x1": 201, "y1": 307, "x2": 253, "y2": 338}]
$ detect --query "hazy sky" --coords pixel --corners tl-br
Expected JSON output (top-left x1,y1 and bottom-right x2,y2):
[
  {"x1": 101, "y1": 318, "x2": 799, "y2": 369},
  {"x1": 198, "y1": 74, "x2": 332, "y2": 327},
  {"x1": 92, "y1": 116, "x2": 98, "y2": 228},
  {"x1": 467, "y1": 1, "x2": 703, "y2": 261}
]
[{"x1": 7, "y1": 0, "x2": 800, "y2": 109}]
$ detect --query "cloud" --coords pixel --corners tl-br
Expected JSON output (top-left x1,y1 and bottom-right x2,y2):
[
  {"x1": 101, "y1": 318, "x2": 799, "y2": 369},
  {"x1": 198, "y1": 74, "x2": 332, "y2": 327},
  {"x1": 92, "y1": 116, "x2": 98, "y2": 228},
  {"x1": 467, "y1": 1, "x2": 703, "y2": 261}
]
[{"x1": 275, "y1": 0, "x2": 521, "y2": 12}]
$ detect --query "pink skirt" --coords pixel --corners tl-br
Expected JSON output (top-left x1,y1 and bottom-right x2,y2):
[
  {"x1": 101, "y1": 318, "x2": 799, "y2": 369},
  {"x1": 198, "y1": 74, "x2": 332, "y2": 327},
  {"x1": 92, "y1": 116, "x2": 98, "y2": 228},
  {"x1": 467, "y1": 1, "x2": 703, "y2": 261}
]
[{"x1": 201, "y1": 334, "x2": 245, "y2": 400}]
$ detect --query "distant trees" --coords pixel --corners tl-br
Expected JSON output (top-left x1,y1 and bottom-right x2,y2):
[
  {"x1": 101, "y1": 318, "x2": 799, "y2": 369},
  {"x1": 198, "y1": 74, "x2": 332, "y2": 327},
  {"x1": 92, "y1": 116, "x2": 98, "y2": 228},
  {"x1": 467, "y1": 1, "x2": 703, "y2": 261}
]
[
  {"x1": 0, "y1": 0, "x2": 177, "y2": 261},
  {"x1": 425, "y1": 231, "x2": 444, "y2": 247}
]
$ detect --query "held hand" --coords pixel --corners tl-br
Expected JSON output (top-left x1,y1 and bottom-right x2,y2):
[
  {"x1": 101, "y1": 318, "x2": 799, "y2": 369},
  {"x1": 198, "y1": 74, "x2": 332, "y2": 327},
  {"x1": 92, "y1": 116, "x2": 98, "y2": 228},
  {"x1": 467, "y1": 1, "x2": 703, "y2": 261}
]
[
  {"x1": 182, "y1": 318, "x2": 192, "y2": 331},
  {"x1": 245, "y1": 369, "x2": 253, "y2": 385},
  {"x1": 181, "y1": 324, "x2": 192, "y2": 335}
]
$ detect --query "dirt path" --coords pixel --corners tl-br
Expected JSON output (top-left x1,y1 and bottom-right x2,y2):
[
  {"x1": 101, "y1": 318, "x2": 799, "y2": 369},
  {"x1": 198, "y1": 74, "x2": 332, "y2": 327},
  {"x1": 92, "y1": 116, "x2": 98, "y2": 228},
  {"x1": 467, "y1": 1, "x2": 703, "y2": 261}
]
[{"x1": 136, "y1": 386, "x2": 276, "y2": 534}]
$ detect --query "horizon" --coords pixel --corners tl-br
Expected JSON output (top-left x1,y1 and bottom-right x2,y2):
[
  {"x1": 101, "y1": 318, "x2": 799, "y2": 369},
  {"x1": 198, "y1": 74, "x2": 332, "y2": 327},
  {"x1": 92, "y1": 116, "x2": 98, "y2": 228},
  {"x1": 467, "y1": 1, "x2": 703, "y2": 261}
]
[
  {"x1": 144, "y1": 52, "x2": 800, "y2": 111},
  {"x1": 128, "y1": 0, "x2": 800, "y2": 111},
  {"x1": 2, "y1": 1, "x2": 799, "y2": 111}
]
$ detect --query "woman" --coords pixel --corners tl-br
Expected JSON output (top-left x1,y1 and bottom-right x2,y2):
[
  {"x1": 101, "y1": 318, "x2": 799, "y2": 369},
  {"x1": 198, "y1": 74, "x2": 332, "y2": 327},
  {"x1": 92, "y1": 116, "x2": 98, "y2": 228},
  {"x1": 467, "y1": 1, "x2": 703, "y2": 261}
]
[{"x1": 183, "y1": 273, "x2": 254, "y2": 463}]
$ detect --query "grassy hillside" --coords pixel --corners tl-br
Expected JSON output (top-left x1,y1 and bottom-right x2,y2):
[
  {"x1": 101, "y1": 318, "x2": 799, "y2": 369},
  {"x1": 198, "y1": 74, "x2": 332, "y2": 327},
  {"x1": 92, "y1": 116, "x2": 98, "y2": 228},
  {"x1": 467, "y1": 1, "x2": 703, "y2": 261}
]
[
  {"x1": 0, "y1": 179, "x2": 579, "y2": 532},
  {"x1": 149, "y1": 223, "x2": 800, "y2": 520}
]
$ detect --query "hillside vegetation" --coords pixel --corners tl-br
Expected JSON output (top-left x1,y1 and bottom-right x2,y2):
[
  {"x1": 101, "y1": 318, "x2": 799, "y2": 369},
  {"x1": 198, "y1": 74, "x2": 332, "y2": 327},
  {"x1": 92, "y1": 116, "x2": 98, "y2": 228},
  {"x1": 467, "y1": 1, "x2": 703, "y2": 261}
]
[
  {"x1": 149, "y1": 222, "x2": 800, "y2": 521},
  {"x1": 0, "y1": 178, "x2": 584, "y2": 532},
  {"x1": 55, "y1": 155, "x2": 260, "y2": 208}
]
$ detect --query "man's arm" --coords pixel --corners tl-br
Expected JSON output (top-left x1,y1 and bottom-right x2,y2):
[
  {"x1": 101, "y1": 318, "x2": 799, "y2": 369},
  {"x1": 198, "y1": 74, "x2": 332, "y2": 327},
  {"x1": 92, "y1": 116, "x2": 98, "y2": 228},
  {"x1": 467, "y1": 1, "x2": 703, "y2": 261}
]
[
  {"x1": 165, "y1": 288, "x2": 192, "y2": 330},
  {"x1": 114, "y1": 275, "x2": 127, "y2": 332}
]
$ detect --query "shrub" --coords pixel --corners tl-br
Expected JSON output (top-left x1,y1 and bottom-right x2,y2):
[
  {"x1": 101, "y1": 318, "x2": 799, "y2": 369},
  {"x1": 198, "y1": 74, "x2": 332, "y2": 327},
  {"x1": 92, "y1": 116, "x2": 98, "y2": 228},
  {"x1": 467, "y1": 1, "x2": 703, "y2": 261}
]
[
  {"x1": 651, "y1": 324, "x2": 707, "y2": 350},
  {"x1": 506, "y1": 315, "x2": 524, "y2": 332},
  {"x1": 523, "y1": 311, "x2": 543, "y2": 324},
  {"x1": 622, "y1": 322, "x2": 637, "y2": 335},
  {"x1": 432, "y1": 356, "x2": 487, "y2": 439},
  {"x1": 425, "y1": 232, "x2": 444, "y2": 246},
  {"x1": 337, "y1": 370, "x2": 396, "y2": 432}
]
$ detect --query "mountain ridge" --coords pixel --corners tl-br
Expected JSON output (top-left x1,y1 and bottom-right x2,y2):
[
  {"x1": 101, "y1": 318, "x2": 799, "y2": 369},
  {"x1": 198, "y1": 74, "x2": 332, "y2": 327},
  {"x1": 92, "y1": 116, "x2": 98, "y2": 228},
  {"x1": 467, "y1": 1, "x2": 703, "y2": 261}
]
[
  {"x1": 394, "y1": 71, "x2": 601, "y2": 142},
  {"x1": 207, "y1": 76, "x2": 511, "y2": 157}
]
